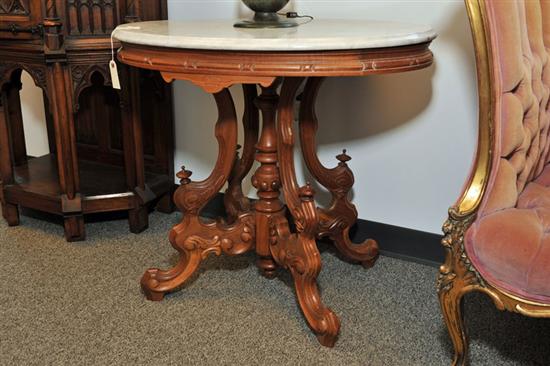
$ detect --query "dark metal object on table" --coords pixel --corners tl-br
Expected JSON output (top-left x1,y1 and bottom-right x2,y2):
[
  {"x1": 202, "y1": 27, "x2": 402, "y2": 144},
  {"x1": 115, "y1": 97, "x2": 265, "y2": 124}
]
[{"x1": 234, "y1": 0, "x2": 297, "y2": 28}]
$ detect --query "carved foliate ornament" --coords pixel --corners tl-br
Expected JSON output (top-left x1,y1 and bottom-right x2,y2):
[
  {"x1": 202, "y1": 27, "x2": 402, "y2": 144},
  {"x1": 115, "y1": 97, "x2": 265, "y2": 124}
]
[{"x1": 437, "y1": 208, "x2": 485, "y2": 295}]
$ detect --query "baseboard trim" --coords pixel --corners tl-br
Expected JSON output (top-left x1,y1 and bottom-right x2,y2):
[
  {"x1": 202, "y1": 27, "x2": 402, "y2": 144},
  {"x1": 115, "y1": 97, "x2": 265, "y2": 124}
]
[
  {"x1": 351, "y1": 219, "x2": 444, "y2": 268},
  {"x1": 202, "y1": 193, "x2": 444, "y2": 268}
]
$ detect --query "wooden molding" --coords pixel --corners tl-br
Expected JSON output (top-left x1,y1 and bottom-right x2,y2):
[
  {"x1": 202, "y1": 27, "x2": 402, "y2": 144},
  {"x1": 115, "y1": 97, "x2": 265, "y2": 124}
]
[
  {"x1": 161, "y1": 72, "x2": 275, "y2": 93},
  {"x1": 118, "y1": 42, "x2": 433, "y2": 93}
]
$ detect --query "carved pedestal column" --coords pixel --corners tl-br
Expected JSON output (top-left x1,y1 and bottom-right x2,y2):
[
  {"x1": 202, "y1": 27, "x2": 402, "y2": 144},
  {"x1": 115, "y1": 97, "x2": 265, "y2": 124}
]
[{"x1": 252, "y1": 83, "x2": 283, "y2": 278}]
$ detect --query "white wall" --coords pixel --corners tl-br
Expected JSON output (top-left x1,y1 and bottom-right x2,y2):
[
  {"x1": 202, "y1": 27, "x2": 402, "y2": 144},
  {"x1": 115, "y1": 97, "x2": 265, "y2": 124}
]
[
  {"x1": 18, "y1": 0, "x2": 477, "y2": 235},
  {"x1": 20, "y1": 71, "x2": 49, "y2": 157},
  {"x1": 167, "y1": 0, "x2": 478, "y2": 234}
]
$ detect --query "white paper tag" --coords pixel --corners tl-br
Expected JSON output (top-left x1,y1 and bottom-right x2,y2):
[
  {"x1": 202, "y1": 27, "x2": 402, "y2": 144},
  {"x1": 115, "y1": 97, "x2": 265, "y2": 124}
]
[
  {"x1": 109, "y1": 25, "x2": 140, "y2": 90},
  {"x1": 109, "y1": 60, "x2": 121, "y2": 90}
]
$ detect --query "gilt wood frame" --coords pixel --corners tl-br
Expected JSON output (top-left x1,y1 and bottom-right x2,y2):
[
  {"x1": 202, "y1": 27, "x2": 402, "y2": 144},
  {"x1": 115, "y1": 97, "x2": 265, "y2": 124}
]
[
  {"x1": 437, "y1": 1, "x2": 550, "y2": 365},
  {"x1": 118, "y1": 40, "x2": 434, "y2": 347}
]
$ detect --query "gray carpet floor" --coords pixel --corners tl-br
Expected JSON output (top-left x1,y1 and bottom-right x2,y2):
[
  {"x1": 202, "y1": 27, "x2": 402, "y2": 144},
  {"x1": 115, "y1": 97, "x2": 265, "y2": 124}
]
[{"x1": 1, "y1": 211, "x2": 549, "y2": 366}]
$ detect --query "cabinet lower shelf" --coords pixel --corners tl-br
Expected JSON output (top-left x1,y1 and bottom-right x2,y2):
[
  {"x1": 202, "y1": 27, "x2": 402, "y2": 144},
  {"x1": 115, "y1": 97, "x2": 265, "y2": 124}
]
[{"x1": 2, "y1": 154, "x2": 173, "y2": 215}]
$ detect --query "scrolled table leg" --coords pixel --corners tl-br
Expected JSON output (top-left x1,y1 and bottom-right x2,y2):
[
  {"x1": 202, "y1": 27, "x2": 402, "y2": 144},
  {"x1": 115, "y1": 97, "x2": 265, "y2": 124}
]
[
  {"x1": 299, "y1": 77, "x2": 379, "y2": 268},
  {"x1": 271, "y1": 77, "x2": 340, "y2": 347},
  {"x1": 224, "y1": 84, "x2": 259, "y2": 223},
  {"x1": 141, "y1": 88, "x2": 255, "y2": 300},
  {"x1": 141, "y1": 212, "x2": 255, "y2": 301}
]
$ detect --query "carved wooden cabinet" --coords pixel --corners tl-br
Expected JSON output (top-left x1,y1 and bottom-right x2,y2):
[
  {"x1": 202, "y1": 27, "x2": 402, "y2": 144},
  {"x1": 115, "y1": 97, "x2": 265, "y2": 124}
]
[{"x1": 0, "y1": 0, "x2": 175, "y2": 241}]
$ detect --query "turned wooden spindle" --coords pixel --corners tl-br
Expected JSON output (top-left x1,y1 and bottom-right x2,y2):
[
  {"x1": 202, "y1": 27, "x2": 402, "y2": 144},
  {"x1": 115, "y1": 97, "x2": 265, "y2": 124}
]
[{"x1": 251, "y1": 82, "x2": 282, "y2": 278}]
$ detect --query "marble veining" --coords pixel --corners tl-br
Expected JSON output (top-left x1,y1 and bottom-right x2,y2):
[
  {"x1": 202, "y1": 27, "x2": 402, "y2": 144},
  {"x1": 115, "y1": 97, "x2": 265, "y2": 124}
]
[{"x1": 112, "y1": 20, "x2": 437, "y2": 51}]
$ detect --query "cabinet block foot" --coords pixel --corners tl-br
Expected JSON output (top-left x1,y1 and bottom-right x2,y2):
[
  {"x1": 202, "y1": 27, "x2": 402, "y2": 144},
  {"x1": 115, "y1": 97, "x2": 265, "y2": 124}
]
[
  {"x1": 64, "y1": 215, "x2": 85, "y2": 242},
  {"x1": 129, "y1": 206, "x2": 149, "y2": 233},
  {"x1": 2, "y1": 203, "x2": 20, "y2": 226}
]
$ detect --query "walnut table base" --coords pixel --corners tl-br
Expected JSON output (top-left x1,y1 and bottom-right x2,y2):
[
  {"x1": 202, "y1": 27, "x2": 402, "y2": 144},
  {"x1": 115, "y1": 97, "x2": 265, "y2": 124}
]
[
  {"x1": 140, "y1": 78, "x2": 378, "y2": 347},
  {"x1": 115, "y1": 20, "x2": 435, "y2": 346}
]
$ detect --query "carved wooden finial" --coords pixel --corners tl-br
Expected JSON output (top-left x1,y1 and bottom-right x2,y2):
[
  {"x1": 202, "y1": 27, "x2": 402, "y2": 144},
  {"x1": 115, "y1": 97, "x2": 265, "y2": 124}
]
[
  {"x1": 176, "y1": 166, "x2": 192, "y2": 185},
  {"x1": 299, "y1": 182, "x2": 315, "y2": 201},
  {"x1": 336, "y1": 149, "x2": 351, "y2": 164}
]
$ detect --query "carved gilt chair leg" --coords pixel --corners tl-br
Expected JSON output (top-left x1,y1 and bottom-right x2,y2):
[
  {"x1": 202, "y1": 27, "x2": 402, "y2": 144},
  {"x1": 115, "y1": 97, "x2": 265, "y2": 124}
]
[
  {"x1": 437, "y1": 214, "x2": 481, "y2": 366},
  {"x1": 272, "y1": 77, "x2": 340, "y2": 347},
  {"x1": 224, "y1": 84, "x2": 259, "y2": 223},
  {"x1": 439, "y1": 287, "x2": 468, "y2": 366},
  {"x1": 299, "y1": 77, "x2": 378, "y2": 267},
  {"x1": 141, "y1": 88, "x2": 247, "y2": 300}
]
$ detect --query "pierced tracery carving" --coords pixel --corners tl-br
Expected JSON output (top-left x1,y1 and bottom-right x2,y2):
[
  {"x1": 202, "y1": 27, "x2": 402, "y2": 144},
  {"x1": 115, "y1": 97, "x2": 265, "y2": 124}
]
[
  {"x1": 0, "y1": 64, "x2": 48, "y2": 96},
  {"x1": 67, "y1": 0, "x2": 116, "y2": 35},
  {"x1": 0, "y1": 0, "x2": 29, "y2": 15},
  {"x1": 70, "y1": 64, "x2": 111, "y2": 112}
]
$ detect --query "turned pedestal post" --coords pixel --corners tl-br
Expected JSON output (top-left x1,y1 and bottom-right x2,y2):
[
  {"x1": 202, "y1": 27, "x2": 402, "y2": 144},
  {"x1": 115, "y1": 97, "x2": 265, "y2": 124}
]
[{"x1": 252, "y1": 83, "x2": 282, "y2": 278}]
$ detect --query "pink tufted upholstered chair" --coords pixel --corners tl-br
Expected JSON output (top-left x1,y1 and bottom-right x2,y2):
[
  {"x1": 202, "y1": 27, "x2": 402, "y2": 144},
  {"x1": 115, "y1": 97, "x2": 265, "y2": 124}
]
[{"x1": 438, "y1": 0, "x2": 550, "y2": 365}]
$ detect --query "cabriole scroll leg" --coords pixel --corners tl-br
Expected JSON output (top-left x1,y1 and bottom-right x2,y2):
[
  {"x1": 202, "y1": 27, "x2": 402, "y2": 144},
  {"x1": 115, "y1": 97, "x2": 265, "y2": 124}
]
[
  {"x1": 272, "y1": 77, "x2": 340, "y2": 347},
  {"x1": 437, "y1": 214, "x2": 478, "y2": 366},
  {"x1": 299, "y1": 77, "x2": 378, "y2": 267},
  {"x1": 439, "y1": 286, "x2": 468, "y2": 366},
  {"x1": 224, "y1": 84, "x2": 259, "y2": 223},
  {"x1": 141, "y1": 88, "x2": 248, "y2": 301}
]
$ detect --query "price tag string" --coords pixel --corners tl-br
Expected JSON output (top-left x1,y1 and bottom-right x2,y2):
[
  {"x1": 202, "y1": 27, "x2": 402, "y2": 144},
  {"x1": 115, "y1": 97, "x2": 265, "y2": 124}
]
[{"x1": 109, "y1": 26, "x2": 141, "y2": 90}]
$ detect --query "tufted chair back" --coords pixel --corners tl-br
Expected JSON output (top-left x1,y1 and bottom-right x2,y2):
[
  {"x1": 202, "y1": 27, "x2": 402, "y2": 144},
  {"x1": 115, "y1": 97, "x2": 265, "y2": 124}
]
[
  {"x1": 438, "y1": 2, "x2": 550, "y2": 364},
  {"x1": 479, "y1": 0, "x2": 550, "y2": 216},
  {"x1": 459, "y1": 0, "x2": 550, "y2": 304}
]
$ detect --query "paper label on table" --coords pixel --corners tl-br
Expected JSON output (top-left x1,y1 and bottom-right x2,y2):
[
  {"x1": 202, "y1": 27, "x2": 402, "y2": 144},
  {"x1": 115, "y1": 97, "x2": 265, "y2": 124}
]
[{"x1": 110, "y1": 60, "x2": 121, "y2": 90}]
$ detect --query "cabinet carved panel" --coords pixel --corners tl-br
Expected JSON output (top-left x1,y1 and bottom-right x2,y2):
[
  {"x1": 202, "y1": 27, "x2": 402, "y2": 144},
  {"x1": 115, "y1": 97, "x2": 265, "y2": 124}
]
[
  {"x1": 67, "y1": 0, "x2": 117, "y2": 35},
  {"x1": 0, "y1": 0, "x2": 29, "y2": 15}
]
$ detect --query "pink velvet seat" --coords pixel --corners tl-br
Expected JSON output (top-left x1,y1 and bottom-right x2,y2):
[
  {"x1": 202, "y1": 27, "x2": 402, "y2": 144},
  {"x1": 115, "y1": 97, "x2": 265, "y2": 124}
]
[
  {"x1": 464, "y1": 0, "x2": 550, "y2": 304},
  {"x1": 467, "y1": 165, "x2": 550, "y2": 303},
  {"x1": 438, "y1": 1, "x2": 550, "y2": 365}
]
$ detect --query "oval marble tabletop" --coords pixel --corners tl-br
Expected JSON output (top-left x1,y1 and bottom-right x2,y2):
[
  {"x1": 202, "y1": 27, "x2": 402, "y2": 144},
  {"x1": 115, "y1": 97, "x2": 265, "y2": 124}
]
[{"x1": 112, "y1": 19, "x2": 437, "y2": 51}]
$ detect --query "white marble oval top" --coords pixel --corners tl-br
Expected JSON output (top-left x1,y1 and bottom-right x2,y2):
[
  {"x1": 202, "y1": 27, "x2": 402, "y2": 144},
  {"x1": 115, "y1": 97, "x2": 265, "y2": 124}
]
[{"x1": 113, "y1": 20, "x2": 436, "y2": 52}]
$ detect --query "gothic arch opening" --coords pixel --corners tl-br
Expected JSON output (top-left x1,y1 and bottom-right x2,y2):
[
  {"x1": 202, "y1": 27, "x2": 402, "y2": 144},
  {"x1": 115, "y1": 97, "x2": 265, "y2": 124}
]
[{"x1": 20, "y1": 70, "x2": 49, "y2": 158}]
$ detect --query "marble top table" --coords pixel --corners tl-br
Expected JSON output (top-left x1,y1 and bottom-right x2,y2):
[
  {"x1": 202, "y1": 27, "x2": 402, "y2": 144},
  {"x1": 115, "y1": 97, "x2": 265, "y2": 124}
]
[
  {"x1": 113, "y1": 19, "x2": 436, "y2": 51},
  {"x1": 113, "y1": 19, "x2": 436, "y2": 348}
]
